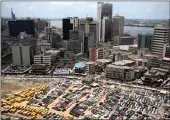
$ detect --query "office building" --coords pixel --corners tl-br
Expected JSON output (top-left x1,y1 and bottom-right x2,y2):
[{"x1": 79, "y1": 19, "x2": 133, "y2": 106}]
[
  {"x1": 62, "y1": 18, "x2": 73, "y2": 40},
  {"x1": 70, "y1": 17, "x2": 80, "y2": 30},
  {"x1": 8, "y1": 21, "x2": 20, "y2": 37},
  {"x1": 160, "y1": 57, "x2": 170, "y2": 70},
  {"x1": 34, "y1": 54, "x2": 51, "y2": 66},
  {"x1": 119, "y1": 36, "x2": 135, "y2": 45},
  {"x1": 82, "y1": 33, "x2": 95, "y2": 56},
  {"x1": 96, "y1": 48, "x2": 105, "y2": 59},
  {"x1": 69, "y1": 30, "x2": 80, "y2": 40},
  {"x1": 105, "y1": 64, "x2": 135, "y2": 81},
  {"x1": 86, "y1": 61, "x2": 96, "y2": 74},
  {"x1": 102, "y1": 17, "x2": 112, "y2": 42},
  {"x1": 152, "y1": 24, "x2": 169, "y2": 57},
  {"x1": 165, "y1": 46, "x2": 170, "y2": 57},
  {"x1": 112, "y1": 15, "x2": 125, "y2": 38},
  {"x1": 35, "y1": 18, "x2": 47, "y2": 31},
  {"x1": 138, "y1": 33, "x2": 153, "y2": 50},
  {"x1": 89, "y1": 47, "x2": 97, "y2": 62},
  {"x1": 79, "y1": 17, "x2": 99, "y2": 45},
  {"x1": 97, "y1": 2, "x2": 112, "y2": 42},
  {"x1": 12, "y1": 44, "x2": 31, "y2": 66},
  {"x1": 8, "y1": 20, "x2": 36, "y2": 37}
]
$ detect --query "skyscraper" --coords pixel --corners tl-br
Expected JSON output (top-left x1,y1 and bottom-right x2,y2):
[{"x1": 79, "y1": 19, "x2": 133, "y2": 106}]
[
  {"x1": 112, "y1": 15, "x2": 125, "y2": 38},
  {"x1": 12, "y1": 44, "x2": 31, "y2": 66},
  {"x1": 102, "y1": 17, "x2": 112, "y2": 42},
  {"x1": 152, "y1": 24, "x2": 169, "y2": 57},
  {"x1": 97, "y1": 2, "x2": 112, "y2": 42},
  {"x1": 138, "y1": 33, "x2": 153, "y2": 50},
  {"x1": 62, "y1": 18, "x2": 73, "y2": 40},
  {"x1": 11, "y1": 8, "x2": 15, "y2": 21}
]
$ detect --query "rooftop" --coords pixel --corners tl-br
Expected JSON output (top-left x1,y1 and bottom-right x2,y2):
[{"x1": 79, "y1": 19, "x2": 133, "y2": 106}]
[
  {"x1": 112, "y1": 60, "x2": 135, "y2": 66},
  {"x1": 95, "y1": 59, "x2": 112, "y2": 64},
  {"x1": 163, "y1": 57, "x2": 170, "y2": 61},
  {"x1": 86, "y1": 61, "x2": 95, "y2": 65},
  {"x1": 106, "y1": 64, "x2": 132, "y2": 69}
]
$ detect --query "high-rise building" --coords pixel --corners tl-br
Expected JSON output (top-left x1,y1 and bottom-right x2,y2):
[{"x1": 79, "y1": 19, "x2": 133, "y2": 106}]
[
  {"x1": 82, "y1": 33, "x2": 95, "y2": 56},
  {"x1": 138, "y1": 33, "x2": 153, "y2": 50},
  {"x1": 71, "y1": 17, "x2": 80, "y2": 30},
  {"x1": 97, "y1": 2, "x2": 112, "y2": 42},
  {"x1": 8, "y1": 20, "x2": 36, "y2": 37},
  {"x1": 11, "y1": 8, "x2": 15, "y2": 21},
  {"x1": 62, "y1": 18, "x2": 73, "y2": 40},
  {"x1": 12, "y1": 44, "x2": 31, "y2": 66},
  {"x1": 79, "y1": 17, "x2": 99, "y2": 44},
  {"x1": 112, "y1": 15, "x2": 125, "y2": 38},
  {"x1": 152, "y1": 24, "x2": 169, "y2": 57},
  {"x1": 8, "y1": 21, "x2": 20, "y2": 37},
  {"x1": 102, "y1": 17, "x2": 112, "y2": 42},
  {"x1": 89, "y1": 47, "x2": 97, "y2": 62}
]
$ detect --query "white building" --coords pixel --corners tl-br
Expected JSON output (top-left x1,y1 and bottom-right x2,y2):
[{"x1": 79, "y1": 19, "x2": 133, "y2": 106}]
[
  {"x1": 86, "y1": 61, "x2": 96, "y2": 74},
  {"x1": 34, "y1": 54, "x2": 51, "y2": 66},
  {"x1": 12, "y1": 44, "x2": 31, "y2": 66},
  {"x1": 152, "y1": 24, "x2": 169, "y2": 57}
]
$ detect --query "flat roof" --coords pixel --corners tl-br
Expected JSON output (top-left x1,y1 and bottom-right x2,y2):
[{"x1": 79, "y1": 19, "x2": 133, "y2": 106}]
[
  {"x1": 144, "y1": 54, "x2": 159, "y2": 58},
  {"x1": 95, "y1": 59, "x2": 112, "y2": 63},
  {"x1": 106, "y1": 64, "x2": 132, "y2": 69},
  {"x1": 86, "y1": 61, "x2": 95, "y2": 65},
  {"x1": 74, "y1": 62, "x2": 86, "y2": 69},
  {"x1": 112, "y1": 60, "x2": 135, "y2": 66}
]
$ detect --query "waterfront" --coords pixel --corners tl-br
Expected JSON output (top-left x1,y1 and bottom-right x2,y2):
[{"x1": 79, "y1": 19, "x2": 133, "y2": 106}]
[{"x1": 50, "y1": 20, "x2": 154, "y2": 37}]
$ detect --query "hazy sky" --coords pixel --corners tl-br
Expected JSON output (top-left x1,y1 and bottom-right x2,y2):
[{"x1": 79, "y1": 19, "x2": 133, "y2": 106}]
[{"x1": 1, "y1": 2, "x2": 170, "y2": 19}]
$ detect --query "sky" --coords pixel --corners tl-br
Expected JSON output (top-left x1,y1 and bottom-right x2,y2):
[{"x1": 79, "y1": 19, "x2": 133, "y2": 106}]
[{"x1": 1, "y1": 2, "x2": 170, "y2": 19}]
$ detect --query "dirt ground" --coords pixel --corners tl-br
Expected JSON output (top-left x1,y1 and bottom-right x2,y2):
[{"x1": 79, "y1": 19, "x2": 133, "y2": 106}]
[{"x1": 1, "y1": 77, "x2": 62, "y2": 99}]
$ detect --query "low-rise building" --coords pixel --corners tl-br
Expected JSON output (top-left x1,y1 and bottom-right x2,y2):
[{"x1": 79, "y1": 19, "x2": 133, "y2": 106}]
[
  {"x1": 86, "y1": 61, "x2": 95, "y2": 74},
  {"x1": 105, "y1": 64, "x2": 135, "y2": 81}
]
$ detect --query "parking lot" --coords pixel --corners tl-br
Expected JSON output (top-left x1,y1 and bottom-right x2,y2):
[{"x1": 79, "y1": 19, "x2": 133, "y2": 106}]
[{"x1": 1, "y1": 78, "x2": 170, "y2": 120}]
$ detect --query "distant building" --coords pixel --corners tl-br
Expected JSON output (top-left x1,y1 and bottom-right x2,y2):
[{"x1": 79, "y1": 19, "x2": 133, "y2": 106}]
[
  {"x1": 102, "y1": 17, "x2": 112, "y2": 42},
  {"x1": 79, "y1": 18, "x2": 99, "y2": 46},
  {"x1": 138, "y1": 33, "x2": 153, "y2": 50},
  {"x1": 165, "y1": 45, "x2": 170, "y2": 58},
  {"x1": 12, "y1": 44, "x2": 31, "y2": 66},
  {"x1": 112, "y1": 15, "x2": 125, "y2": 38},
  {"x1": 97, "y1": 2, "x2": 112, "y2": 42},
  {"x1": 67, "y1": 30, "x2": 82, "y2": 54},
  {"x1": 8, "y1": 20, "x2": 36, "y2": 37},
  {"x1": 70, "y1": 17, "x2": 80, "y2": 30},
  {"x1": 152, "y1": 24, "x2": 169, "y2": 57},
  {"x1": 105, "y1": 64, "x2": 135, "y2": 81},
  {"x1": 62, "y1": 18, "x2": 73, "y2": 40},
  {"x1": 119, "y1": 36, "x2": 135, "y2": 45},
  {"x1": 35, "y1": 18, "x2": 47, "y2": 31}
]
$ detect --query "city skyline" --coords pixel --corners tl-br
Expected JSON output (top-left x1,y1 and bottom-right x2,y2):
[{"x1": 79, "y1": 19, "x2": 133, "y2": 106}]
[{"x1": 1, "y1": 2, "x2": 170, "y2": 20}]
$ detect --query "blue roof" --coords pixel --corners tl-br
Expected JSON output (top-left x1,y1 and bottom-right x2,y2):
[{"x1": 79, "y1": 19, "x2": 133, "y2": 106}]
[{"x1": 74, "y1": 62, "x2": 86, "y2": 69}]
